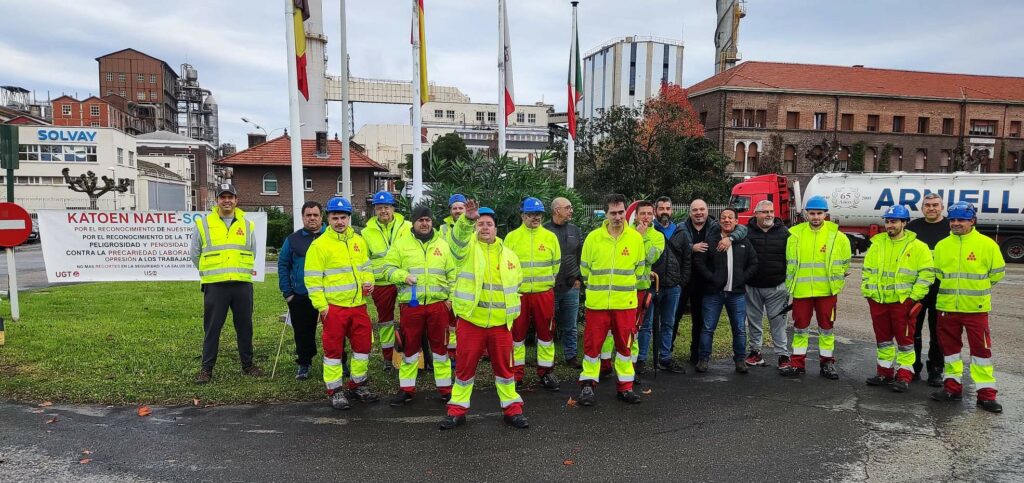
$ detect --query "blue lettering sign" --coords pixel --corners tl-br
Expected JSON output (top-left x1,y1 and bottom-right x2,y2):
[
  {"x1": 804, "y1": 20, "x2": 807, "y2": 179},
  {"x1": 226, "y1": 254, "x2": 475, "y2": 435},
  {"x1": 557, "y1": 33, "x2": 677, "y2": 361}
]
[
  {"x1": 35, "y1": 129, "x2": 97, "y2": 143},
  {"x1": 875, "y1": 187, "x2": 1018, "y2": 214},
  {"x1": 981, "y1": 191, "x2": 999, "y2": 213},
  {"x1": 874, "y1": 189, "x2": 895, "y2": 211},
  {"x1": 959, "y1": 189, "x2": 979, "y2": 205},
  {"x1": 1001, "y1": 191, "x2": 1021, "y2": 214},
  {"x1": 898, "y1": 189, "x2": 921, "y2": 211}
]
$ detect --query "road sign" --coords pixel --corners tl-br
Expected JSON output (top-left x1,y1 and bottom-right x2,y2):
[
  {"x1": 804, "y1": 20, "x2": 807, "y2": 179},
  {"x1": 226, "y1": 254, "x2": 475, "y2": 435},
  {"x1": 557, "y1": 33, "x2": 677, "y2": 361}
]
[{"x1": 0, "y1": 202, "x2": 32, "y2": 247}]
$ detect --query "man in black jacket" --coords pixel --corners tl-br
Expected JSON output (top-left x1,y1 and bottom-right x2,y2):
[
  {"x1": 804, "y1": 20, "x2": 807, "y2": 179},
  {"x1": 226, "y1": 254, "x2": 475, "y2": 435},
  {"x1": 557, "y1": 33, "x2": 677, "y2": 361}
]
[
  {"x1": 639, "y1": 197, "x2": 691, "y2": 373},
  {"x1": 905, "y1": 193, "x2": 946, "y2": 387},
  {"x1": 743, "y1": 200, "x2": 792, "y2": 373},
  {"x1": 693, "y1": 208, "x2": 758, "y2": 373},
  {"x1": 544, "y1": 197, "x2": 584, "y2": 368}
]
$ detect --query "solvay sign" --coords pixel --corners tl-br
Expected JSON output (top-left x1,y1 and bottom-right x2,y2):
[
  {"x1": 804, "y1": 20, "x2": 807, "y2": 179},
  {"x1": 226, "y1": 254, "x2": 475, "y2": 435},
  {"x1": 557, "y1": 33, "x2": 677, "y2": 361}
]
[{"x1": 37, "y1": 129, "x2": 97, "y2": 142}]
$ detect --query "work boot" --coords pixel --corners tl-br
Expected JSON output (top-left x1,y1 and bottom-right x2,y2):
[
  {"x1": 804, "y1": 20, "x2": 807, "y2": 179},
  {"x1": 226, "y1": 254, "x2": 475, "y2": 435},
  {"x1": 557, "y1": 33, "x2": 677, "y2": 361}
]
[
  {"x1": 504, "y1": 414, "x2": 530, "y2": 429},
  {"x1": 819, "y1": 362, "x2": 839, "y2": 380},
  {"x1": 930, "y1": 390, "x2": 963, "y2": 402},
  {"x1": 329, "y1": 391, "x2": 351, "y2": 410},
  {"x1": 635, "y1": 360, "x2": 647, "y2": 376},
  {"x1": 389, "y1": 391, "x2": 414, "y2": 407},
  {"x1": 735, "y1": 360, "x2": 749, "y2": 374},
  {"x1": 438, "y1": 392, "x2": 451, "y2": 404},
  {"x1": 577, "y1": 384, "x2": 596, "y2": 406},
  {"x1": 891, "y1": 380, "x2": 910, "y2": 393},
  {"x1": 438, "y1": 414, "x2": 466, "y2": 430},
  {"x1": 695, "y1": 359, "x2": 709, "y2": 373},
  {"x1": 910, "y1": 371, "x2": 922, "y2": 382},
  {"x1": 659, "y1": 359, "x2": 686, "y2": 374},
  {"x1": 865, "y1": 375, "x2": 894, "y2": 386},
  {"x1": 565, "y1": 356, "x2": 582, "y2": 369},
  {"x1": 382, "y1": 363, "x2": 395, "y2": 373},
  {"x1": 195, "y1": 368, "x2": 213, "y2": 385},
  {"x1": 348, "y1": 384, "x2": 380, "y2": 403},
  {"x1": 779, "y1": 365, "x2": 805, "y2": 377},
  {"x1": 515, "y1": 379, "x2": 527, "y2": 392},
  {"x1": 295, "y1": 364, "x2": 311, "y2": 381},
  {"x1": 745, "y1": 351, "x2": 766, "y2": 367},
  {"x1": 241, "y1": 365, "x2": 265, "y2": 377},
  {"x1": 540, "y1": 373, "x2": 561, "y2": 392},
  {"x1": 617, "y1": 390, "x2": 642, "y2": 404},
  {"x1": 977, "y1": 400, "x2": 1003, "y2": 414},
  {"x1": 926, "y1": 372, "x2": 943, "y2": 387}
]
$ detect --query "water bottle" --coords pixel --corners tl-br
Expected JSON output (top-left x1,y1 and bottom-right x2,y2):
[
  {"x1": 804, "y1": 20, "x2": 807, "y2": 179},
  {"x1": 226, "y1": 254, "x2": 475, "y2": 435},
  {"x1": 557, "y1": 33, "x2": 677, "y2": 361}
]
[{"x1": 409, "y1": 284, "x2": 419, "y2": 307}]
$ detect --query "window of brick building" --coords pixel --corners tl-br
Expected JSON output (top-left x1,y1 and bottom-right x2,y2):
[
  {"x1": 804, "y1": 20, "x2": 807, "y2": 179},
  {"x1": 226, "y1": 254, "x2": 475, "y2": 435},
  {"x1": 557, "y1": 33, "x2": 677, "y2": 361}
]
[
  {"x1": 942, "y1": 118, "x2": 954, "y2": 135},
  {"x1": 917, "y1": 117, "x2": 930, "y2": 134},
  {"x1": 90, "y1": 105, "x2": 100, "y2": 117},
  {"x1": 969, "y1": 119, "x2": 997, "y2": 136},
  {"x1": 940, "y1": 149, "x2": 951, "y2": 172},
  {"x1": 304, "y1": 170, "x2": 313, "y2": 191},
  {"x1": 150, "y1": 74, "x2": 157, "y2": 84},
  {"x1": 892, "y1": 116, "x2": 905, "y2": 133},
  {"x1": 262, "y1": 172, "x2": 278, "y2": 194},
  {"x1": 867, "y1": 115, "x2": 879, "y2": 132},
  {"x1": 813, "y1": 112, "x2": 827, "y2": 130},
  {"x1": 753, "y1": 110, "x2": 766, "y2": 128},
  {"x1": 137, "y1": 74, "x2": 144, "y2": 83},
  {"x1": 914, "y1": 149, "x2": 927, "y2": 171},
  {"x1": 838, "y1": 146, "x2": 850, "y2": 171},
  {"x1": 746, "y1": 142, "x2": 759, "y2": 171},
  {"x1": 336, "y1": 175, "x2": 345, "y2": 194},
  {"x1": 137, "y1": 91, "x2": 146, "y2": 101},
  {"x1": 784, "y1": 145, "x2": 796, "y2": 173},
  {"x1": 786, "y1": 111, "x2": 800, "y2": 130},
  {"x1": 61, "y1": 105, "x2": 71, "y2": 116},
  {"x1": 118, "y1": 73, "x2": 125, "y2": 82},
  {"x1": 106, "y1": 73, "x2": 113, "y2": 82},
  {"x1": 1010, "y1": 120, "x2": 1021, "y2": 138},
  {"x1": 732, "y1": 109, "x2": 743, "y2": 127},
  {"x1": 434, "y1": 109, "x2": 443, "y2": 118},
  {"x1": 734, "y1": 142, "x2": 746, "y2": 171},
  {"x1": 743, "y1": 110, "x2": 754, "y2": 127},
  {"x1": 840, "y1": 114, "x2": 853, "y2": 131}
]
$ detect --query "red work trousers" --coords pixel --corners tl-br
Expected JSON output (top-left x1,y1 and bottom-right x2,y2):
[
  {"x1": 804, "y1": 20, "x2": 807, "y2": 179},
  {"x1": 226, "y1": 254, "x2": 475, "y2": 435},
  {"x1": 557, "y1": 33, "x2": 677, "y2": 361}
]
[
  {"x1": 583, "y1": 308, "x2": 637, "y2": 392},
  {"x1": 398, "y1": 301, "x2": 452, "y2": 394},
  {"x1": 447, "y1": 319, "x2": 523, "y2": 418},
  {"x1": 322, "y1": 304, "x2": 373, "y2": 391},
  {"x1": 867, "y1": 299, "x2": 916, "y2": 382},
  {"x1": 791, "y1": 295, "x2": 837, "y2": 369},
  {"x1": 937, "y1": 311, "x2": 997, "y2": 401},
  {"x1": 372, "y1": 284, "x2": 398, "y2": 361},
  {"x1": 511, "y1": 289, "x2": 556, "y2": 380},
  {"x1": 599, "y1": 290, "x2": 645, "y2": 373}
]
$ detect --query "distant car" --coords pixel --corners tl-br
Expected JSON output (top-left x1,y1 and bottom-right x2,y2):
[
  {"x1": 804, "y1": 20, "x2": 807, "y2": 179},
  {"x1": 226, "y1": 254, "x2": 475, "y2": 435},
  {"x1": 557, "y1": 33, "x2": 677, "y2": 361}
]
[{"x1": 26, "y1": 214, "x2": 39, "y2": 244}]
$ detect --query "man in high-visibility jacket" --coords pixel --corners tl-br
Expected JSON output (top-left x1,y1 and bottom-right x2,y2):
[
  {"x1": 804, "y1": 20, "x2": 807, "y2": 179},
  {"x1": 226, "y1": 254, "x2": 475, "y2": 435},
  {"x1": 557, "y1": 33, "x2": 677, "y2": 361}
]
[
  {"x1": 381, "y1": 205, "x2": 456, "y2": 406},
  {"x1": 304, "y1": 197, "x2": 379, "y2": 410},
  {"x1": 440, "y1": 193, "x2": 467, "y2": 362},
  {"x1": 780, "y1": 195, "x2": 851, "y2": 379},
  {"x1": 440, "y1": 200, "x2": 528, "y2": 430},
  {"x1": 930, "y1": 202, "x2": 1005, "y2": 413},
  {"x1": 577, "y1": 194, "x2": 646, "y2": 406},
  {"x1": 861, "y1": 205, "x2": 935, "y2": 393},
  {"x1": 505, "y1": 197, "x2": 562, "y2": 391},
  {"x1": 191, "y1": 183, "x2": 262, "y2": 384},
  {"x1": 363, "y1": 190, "x2": 412, "y2": 366}
]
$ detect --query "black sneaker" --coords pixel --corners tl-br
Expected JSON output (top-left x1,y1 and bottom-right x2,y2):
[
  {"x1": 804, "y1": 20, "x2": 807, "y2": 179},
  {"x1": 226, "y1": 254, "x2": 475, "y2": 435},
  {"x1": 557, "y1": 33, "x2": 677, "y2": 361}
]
[
  {"x1": 438, "y1": 414, "x2": 466, "y2": 430},
  {"x1": 565, "y1": 356, "x2": 582, "y2": 369},
  {"x1": 929, "y1": 390, "x2": 962, "y2": 402},
  {"x1": 295, "y1": 364, "x2": 311, "y2": 380},
  {"x1": 241, "y1": 365, "x2": 265, "y2": 377},
  {"x1": 504, "y1": 414, "x2": 530, "y2": 429},
  {"x1": 578, "y1": 385, "x2": 596, "y2": 406},
  {"x1": 540, "y1": 373, "x2": 560, "y2": 392},
  {"x1": 695, "y1": 359, "x2": 709, "y2": 373},
  {"x1": 389, "y1": 391, "x2": 414, "y2": 407},
  {"x1": 329, "y1": 391, "x2": 351, "y2": 410},
  {"x1": 891, "y1": 380, "x2": 910, "y2": 393},
  {"x1": 735, "y1": 360, "x2": 749, "y2": 374},
  {"x1": 926, "y1": 372, "x2": 943, "y2": 388},
  {"x1": 438, "y1": 392, "x2": 452, "y2": 404},
  {"x1": 866, "y1": 375, "x2": 894, "y2": 386},
  {"x1": 635, "y1": 360, "x2": 648, "y2": 376},
  {"x1": 659, "y1": 359, "x2": 686, "y2": 374},
  {"x1": 977, "y1": 400, "x2": 1003, "y2": 414},
  {"x1": 348, "y1": 384, "x2": 380, "y2": 403},
  {"x1": 617, "y1": 390, "x2": 642, "y2": 404},
  {"x1": 819, "y1": 362, "x2": 839, "y2": 380},
  {"x1": 780, "y1": 366, "x2": 805, "y2": 377},
  {"x1": 195, "y1": 368, "x2": 213, "y2": 385}
]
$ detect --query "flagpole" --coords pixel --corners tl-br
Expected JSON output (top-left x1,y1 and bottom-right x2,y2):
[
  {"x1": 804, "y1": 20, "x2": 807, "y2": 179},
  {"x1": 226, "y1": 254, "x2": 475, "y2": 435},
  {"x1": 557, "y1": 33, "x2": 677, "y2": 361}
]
[
  {"x1": 411, "y1": 0, "x2": 424, "y2": 204},
  {"x1": 497, "y1": 0, "x2": 506, "y2": 157},
  {"x1": 339, "y1": 0, "x2": 353, "y2": 200},
  {"x1": 567, "y1": 0, "x2": 578, "y2": 189},
  {"x1": 285, "y1": 0, "x2": 305, "y2": 230}
]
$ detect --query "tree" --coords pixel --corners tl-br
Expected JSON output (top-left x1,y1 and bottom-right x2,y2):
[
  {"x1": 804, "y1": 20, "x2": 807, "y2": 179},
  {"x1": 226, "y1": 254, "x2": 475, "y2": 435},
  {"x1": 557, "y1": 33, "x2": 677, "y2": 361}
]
[
  {"x1": 877, "y1": 143, "x2": 893, "y2": 172},
  {"x1": 61, "y1": 168, "x2": 129, "y2": 210},
  {"x1": 805, "y1": 137, "x2": 841, "y2": 173},
  {"x1": 849, "y1": 141, "x2": 866, "y2": 172},
  {"x1": 399, "y1": 133, "x2": 470, "y2": 185},
  {"x1": 756, "y1": 133, "x2": 784, "y2": 175}
]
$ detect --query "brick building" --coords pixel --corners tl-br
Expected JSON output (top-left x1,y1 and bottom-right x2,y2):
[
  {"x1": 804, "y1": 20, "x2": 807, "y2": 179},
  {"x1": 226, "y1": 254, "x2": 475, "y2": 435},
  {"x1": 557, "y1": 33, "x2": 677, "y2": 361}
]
[
  {"x1": 96, "y1": 48, "x2": 179, "y2": 132},
  {"x1": 215, "y1": 135, "x2": 387, "y2": 217},
  {"x1": 51, "y1": 95, "x2": 150, "y2": 134},
  {"x1": 688, "y1": 62, "x2": 1024, "y2": 178}
]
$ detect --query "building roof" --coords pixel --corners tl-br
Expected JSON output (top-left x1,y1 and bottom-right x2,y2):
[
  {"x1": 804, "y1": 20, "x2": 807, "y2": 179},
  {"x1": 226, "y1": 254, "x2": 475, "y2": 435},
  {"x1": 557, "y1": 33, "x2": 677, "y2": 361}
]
[
  {"x1": 687, "y1": 61, "x2": 1024, "y2": 103},
  {"x1": 95, "y1": 48, "x2": 177, "y2": 77},
  {"x1": 0, "y1": 105, "x2": 48, "y2": 125},
  {"x1": 137, "y1": 160, "x2": 187, "y2": 182},
  {"x1": 135, "y1": 130, "x2": 214, "y2": 148},
  {"x1": 215, "y1": 135, "x2": 387, "y2": 171}
]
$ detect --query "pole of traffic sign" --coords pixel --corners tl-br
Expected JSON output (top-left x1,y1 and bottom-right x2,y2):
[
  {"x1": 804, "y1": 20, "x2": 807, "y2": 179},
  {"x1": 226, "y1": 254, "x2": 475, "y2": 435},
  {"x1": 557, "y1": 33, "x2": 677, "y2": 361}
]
[{"x1": 5, "y1": 247, "x2": 17, "y2": 322}]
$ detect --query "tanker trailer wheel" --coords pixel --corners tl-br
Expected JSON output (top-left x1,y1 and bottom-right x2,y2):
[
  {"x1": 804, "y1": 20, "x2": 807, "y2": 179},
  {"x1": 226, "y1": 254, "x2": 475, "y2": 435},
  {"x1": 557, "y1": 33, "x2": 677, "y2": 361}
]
[{"x1": 1002, "y1": 236, "x2": 1024, "y2": 263}]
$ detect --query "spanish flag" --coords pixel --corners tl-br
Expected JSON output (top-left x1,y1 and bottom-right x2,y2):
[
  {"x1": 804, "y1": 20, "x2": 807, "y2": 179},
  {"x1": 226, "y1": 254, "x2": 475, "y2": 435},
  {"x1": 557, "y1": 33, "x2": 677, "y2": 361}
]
[
  {"x1": 413, "y1": 0, "x2": 428, "y2": 104},
  {"x1": 293, "y1": 0, "x2": 311, "y2": 100}
]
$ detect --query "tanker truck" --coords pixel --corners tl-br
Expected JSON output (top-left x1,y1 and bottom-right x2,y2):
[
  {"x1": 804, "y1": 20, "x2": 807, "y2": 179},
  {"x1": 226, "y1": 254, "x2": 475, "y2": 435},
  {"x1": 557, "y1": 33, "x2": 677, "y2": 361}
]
[{"x1": 729, "y1": 172, "x2": 1024, "y2": 262}]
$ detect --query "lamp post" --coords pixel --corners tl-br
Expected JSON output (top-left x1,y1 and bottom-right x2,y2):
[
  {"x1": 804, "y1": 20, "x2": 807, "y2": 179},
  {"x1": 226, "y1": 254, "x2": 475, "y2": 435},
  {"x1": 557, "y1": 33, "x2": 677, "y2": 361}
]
[
  {"x1": 240, "y1": 117, "x2": 267, "y2": 136},
  {"x1": 107, "y1": 167, "x2": 118, "y2": 210}
]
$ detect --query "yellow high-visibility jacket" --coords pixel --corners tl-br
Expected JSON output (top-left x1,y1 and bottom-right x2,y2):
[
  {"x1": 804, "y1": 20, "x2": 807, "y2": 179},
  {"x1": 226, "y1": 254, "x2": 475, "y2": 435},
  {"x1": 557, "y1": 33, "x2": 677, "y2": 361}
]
[
  {"x1": 934, "y1": 228, "x2": 1005, "y2": 313},
  {"x1": 504, "y1": 224, "x2": 561, "y2": 294},
  {"x1": 580, "y1": 221, "x2": 645, "y2": 310},
  {"x1": 381, "y1": 229, "x2": 457, "y2": 305},
  {"x1": 362, "y1": 214, "x2": 412, "y2": 285},
  {"x1": 449, "y1": 215, "x2": 523, "y2": 328},
  {"x1": 785, "y1": 221, "x2": 851, "y2": 298},
  {"x1": 861, "y1": 230, "x2": 935, "y2": 304},
  {"x1": 304, "y1": 227, "x2": 374, "y2": 312}
]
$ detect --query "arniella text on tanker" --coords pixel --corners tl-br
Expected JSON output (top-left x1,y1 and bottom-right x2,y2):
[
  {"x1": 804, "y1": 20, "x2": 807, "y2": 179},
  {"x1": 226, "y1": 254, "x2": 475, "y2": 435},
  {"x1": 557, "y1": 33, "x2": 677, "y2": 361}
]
[{"x1": 874, "y1": 188, "x2": 1021, "y2": 214}]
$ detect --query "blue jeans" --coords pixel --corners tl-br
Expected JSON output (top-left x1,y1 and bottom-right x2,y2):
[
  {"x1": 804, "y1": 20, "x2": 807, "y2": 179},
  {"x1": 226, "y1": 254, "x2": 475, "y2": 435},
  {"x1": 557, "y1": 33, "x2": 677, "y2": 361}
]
[
  {"x1": 640, "y1": 285, "x2": 681, "y2": 363},
  {"x1": 700, "y1": 291, "x2": 747, "y2": 362},
  {"x1": 554, "y1": 288, "x2": 581, "y2": 359}
]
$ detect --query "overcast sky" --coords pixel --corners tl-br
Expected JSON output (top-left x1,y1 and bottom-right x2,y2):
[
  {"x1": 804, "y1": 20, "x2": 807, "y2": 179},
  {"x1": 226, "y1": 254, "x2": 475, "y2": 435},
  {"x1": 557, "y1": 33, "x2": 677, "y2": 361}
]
[{"x1": 4, "y1": 0, "x2": 1023, "y2": 148}]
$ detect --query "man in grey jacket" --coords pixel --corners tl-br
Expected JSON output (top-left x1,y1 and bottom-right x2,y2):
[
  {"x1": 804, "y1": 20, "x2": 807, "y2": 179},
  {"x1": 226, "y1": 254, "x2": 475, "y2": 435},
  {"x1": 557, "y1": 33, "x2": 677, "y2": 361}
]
[
  {"x1": 743, "y1": 200, "x2": 792, "y2": 373},
  {"x1": 544, "y1": 197, "x2": 583, "y2": 368}
]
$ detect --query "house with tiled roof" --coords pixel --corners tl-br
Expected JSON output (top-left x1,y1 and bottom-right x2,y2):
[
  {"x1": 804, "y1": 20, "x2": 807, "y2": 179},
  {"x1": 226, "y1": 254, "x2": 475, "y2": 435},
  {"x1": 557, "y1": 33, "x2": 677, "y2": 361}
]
[
  {"x1": 215, "y1": 134, "x2": 387, "y2": 216},
  {"x1": 687, "y1": 61, "x2": 1024, "y2": 177}
]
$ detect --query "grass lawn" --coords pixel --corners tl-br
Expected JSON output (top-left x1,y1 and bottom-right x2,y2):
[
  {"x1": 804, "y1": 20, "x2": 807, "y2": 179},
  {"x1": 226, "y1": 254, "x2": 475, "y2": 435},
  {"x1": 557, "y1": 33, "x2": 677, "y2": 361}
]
[{"x1": 0, "y1": 275, "x2": 744, "y2": 405}]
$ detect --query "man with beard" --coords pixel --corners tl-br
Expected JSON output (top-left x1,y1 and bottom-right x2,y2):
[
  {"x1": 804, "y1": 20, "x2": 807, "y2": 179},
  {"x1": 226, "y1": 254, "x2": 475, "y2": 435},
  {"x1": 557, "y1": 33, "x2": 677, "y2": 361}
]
[
  {"x1": 743, "y1": 200, "x2": 792, "y2": 373},
  {"x1": 637, "y1": 197, "x2": 689, "y2": 374}
]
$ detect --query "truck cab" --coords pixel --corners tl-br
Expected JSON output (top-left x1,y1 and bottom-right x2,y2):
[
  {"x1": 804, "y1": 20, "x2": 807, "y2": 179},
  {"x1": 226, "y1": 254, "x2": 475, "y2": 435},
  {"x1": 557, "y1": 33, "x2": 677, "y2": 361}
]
[{"x1": 729, "y1": 174, "x2": 793, "y2": 226}]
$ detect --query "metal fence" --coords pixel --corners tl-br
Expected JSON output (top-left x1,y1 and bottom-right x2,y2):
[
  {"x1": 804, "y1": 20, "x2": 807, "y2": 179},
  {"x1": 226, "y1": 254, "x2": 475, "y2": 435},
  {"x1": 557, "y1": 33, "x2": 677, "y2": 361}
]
[{"x1": 577, "y1": 202, "x2": 799, "y2": 222}]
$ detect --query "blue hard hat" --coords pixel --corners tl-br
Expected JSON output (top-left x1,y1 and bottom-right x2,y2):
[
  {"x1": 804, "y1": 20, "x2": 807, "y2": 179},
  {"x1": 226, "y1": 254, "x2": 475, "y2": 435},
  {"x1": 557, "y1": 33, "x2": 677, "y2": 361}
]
[
  {"x1": 520, "y1": 197, "x2": 545, "y2": 214},
  {"x1": 371, "y1": 190, "x2": 396, "y2": 206},
  {"x1": 325, "y1": 196, "x2": 352, "y2": 214},
  {"x1": 947, "y1": 201, "x2": 977, "y2": 220},
  {"x1": 478, "y1": 207, "x2": 496, "y2": 220},
  {"x1": 805, "y1": 195, "x2": 829, "y2": 211},
  {"x1": 883, "y1": 205, "x2": 911, "y2": 221},
  {"x1": 448, "y1": 194, "x2": 467, "y2": 207}
]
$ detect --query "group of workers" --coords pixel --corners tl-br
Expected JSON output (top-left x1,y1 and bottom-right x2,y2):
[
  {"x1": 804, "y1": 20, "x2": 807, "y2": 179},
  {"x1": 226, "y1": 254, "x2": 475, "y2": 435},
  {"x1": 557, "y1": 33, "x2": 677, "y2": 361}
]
[{"x1": 191, "y1": 182, "x2": 1006, "y2": 432}]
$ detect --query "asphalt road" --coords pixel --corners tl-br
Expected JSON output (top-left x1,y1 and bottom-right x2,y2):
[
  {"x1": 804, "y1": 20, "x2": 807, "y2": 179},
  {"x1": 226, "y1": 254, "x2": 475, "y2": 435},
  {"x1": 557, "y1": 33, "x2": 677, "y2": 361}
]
[{"x1": 2, "y1": 263, "x2": 1023, "y2": 482}]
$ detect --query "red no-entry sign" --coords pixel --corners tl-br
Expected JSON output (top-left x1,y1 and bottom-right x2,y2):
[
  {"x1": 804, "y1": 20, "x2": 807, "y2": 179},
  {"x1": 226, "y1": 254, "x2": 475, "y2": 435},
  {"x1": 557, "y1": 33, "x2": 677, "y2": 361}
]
[{"x1": 0, "y1": 202, "x2": 32, "y2": 247}]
